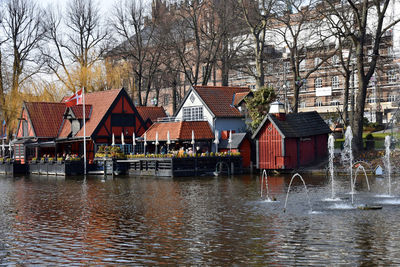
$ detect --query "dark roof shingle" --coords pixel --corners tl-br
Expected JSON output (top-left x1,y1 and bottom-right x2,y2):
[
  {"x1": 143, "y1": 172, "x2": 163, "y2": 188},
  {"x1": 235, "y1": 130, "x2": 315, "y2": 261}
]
[
  {"x1": 252, "y1": 111, "x2": 331, "y2": 139},
  {"x1": 25, "y1": 102, "x2": 66, "y2": 138}
]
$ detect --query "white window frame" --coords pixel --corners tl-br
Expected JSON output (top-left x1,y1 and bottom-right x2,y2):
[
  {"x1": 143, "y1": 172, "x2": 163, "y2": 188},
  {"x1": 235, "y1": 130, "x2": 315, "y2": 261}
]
[
  {"x1": 315, "y1": 99, "x2": 323, "y2": 107},
  {"x1": 388, "y1": 70, "x2": 397, "y2": 83},
  {"x1": 331, "y1": 76, "x2": 340, "y2": 89},
  {"x1": 183, "y1": 106, "x2": 203, "y2": 121},
  {"x1": 388, "y1": 95, "x2": 397, "y2": 102},
  {"x1": 314, "y1": 77, "x2": 322, "y2": 89}
]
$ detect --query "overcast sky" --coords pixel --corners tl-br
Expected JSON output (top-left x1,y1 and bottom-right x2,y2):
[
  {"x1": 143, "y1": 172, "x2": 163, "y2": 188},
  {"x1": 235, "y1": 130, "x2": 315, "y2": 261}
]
[{"x1": 37, "y1": 0, "x2": 118, "y2": 16}]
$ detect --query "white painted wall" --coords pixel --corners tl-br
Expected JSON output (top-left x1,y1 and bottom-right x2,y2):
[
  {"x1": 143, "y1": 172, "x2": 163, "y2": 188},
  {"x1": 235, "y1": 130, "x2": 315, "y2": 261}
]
[{"x1": 175, "y1": 90, "x2": 214, "y2": 128}]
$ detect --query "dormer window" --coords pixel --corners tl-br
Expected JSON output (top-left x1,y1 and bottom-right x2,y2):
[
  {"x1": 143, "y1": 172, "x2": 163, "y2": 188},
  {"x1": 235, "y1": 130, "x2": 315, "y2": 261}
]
[{"x1": 71, "y1": 120, "x2": 80, "y2": 136}]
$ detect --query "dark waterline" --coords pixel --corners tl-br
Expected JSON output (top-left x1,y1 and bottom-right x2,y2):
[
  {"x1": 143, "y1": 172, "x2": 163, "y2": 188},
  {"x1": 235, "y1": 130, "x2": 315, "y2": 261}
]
[{"x1": 0, "y1": 173, "x2": 399, "y2": 265}]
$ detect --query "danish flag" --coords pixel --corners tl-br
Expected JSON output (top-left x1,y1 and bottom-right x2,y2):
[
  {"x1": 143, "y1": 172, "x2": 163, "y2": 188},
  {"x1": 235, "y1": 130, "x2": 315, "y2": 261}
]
[{"x1": 65, "y1": 89, "x2": 83, "y2": 107}]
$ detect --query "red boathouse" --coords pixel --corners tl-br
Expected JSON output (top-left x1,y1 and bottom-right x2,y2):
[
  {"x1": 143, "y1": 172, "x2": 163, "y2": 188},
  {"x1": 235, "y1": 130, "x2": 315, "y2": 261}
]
[
  {"x1": 14, "y1": 88, "x2": 149, "y2": 163},
  {"x1": 252, "y1": 102, "x2": 331, "y2": 170}
]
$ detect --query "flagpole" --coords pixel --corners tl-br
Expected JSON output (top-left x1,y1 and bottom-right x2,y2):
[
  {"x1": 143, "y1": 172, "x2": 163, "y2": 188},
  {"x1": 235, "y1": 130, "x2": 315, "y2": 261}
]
[{"x1": 83, "y1": 87, "x2": 86, "y2": 175}]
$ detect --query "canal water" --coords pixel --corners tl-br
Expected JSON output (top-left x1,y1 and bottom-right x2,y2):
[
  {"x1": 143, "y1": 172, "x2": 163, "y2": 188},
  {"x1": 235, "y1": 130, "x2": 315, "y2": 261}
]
[{"x1": 0, "y1": 173, "x2": 400, "y2": 265}]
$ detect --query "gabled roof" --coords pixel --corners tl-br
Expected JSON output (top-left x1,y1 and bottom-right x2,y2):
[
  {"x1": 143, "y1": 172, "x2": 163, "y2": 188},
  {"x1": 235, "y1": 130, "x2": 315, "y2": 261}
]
[
  {"x1": 219, "y1": 133, "x2": 248, "y2": 149},
  {"x1": 24, "y1": 102, "x2": 66, "y2": 138},
  {"x1": 177, "y1": 86, "x2": 250, "y2": 118},
  {"x1": 233, "y1": 91, "x2": 253, "y2": 106},
  {"x1": 136, "y1": 106, "x2": 167, "y2": 124},
  {"x1": 70, "y1": 105, "x2": 92, "y2": 119},
  {"x1": 252, "y1": 111, "x2": 331, "y2": 139},
  {"x1": 58, "y1": 89, "x2": 122, "y2": 138},
  {"x1": 143, "y1": 121, "x2": 213, "y2": 141}
]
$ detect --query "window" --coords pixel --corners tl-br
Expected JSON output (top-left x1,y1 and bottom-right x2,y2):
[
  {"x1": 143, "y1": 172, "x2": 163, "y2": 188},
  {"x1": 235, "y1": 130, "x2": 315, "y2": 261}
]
[
  {"x1": 183, "y1": 106, "x2": 203, "y2": 121},
  {"x1": 388, "y1": 95, "x2": 397, "y2": 102},
  {"x1": 331, "y1": 100, "x2": 340, "y2": 106},
  {"x1": 300, "y1": 101, "x2": 306, "y2": 108},
  {"x1": 267, "y1": 64, "x2": 273, "y2": 73},
  {"x1": 314, "y1": 77, "x2": 322, "y2": 89},
  {"x1": 332, "y1": 55, "x2": 339, "y2": 65},
  {"x1": 388, "y1": 46, "x2": 394, "y2": 57},
  {"x1": 331, "y1": 76, "x2": 340, "y2": 89},
  {"x1": 22, "y1": 121, "x2": 28, "y2": 137},
  {"x1": 315, "y1": 99, "x2": 323, "y2": 107},
  {"x1": 284, "y1": 61, "x2": 291, "y2": 72},
  {"x1": 367, "y1": 97, "x2": 376, "y2": 103},
  {"x1": 163, "y1": 94, "x2": 169, "y2": 105},
  {"x1": 314, "y1": 57, "x2": 321, "y2": 67},
  {"x1": 299, "y1": 60, "x2": 306, "y2": 71},
  {"x1": 368, "y1": 49, "x2": 373, "y2": 62},
  {"x1": 388, "y1": 70, "x2": 397, "y2": 83},
  {"x1": 300, "y1": 82, "x2": 307, "y2": 92}
]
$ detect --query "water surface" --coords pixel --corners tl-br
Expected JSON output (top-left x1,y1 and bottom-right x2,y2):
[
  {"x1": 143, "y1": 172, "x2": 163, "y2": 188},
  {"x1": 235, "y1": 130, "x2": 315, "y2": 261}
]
[{"x1": 0, "y1": 173, "x2": 399, "y2": 265}]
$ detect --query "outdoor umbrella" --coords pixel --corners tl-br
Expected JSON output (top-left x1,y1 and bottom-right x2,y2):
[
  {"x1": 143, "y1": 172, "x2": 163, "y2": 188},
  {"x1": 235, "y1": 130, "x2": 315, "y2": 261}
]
[
  {"x1": 191, "y1": 130, "x2": 195, "y2": 152},
  {"x1": 155, "y1": 132, "x2": 159, "y2": 154},
  {"x1": 144, "y1": 133, "x2": 147, "y2": 155},
  {"x1": 112, "y1": 133, "x2": 115, "y2": 146},
  {"x1": 167, "y1": 131, "x2": 171, "y2": 153},
  {"x1": 121, "y1": 132, "x2": 125, "y2": 145},
  {"x1": 132, "y1": 132, "x2": 136, "y2": 154},
  {"x1": 228, "y1": 130, "x2": 232, "y2": 153},
  {"x1": 214, "y1": 130, "x2": 219, "y2": 153}
]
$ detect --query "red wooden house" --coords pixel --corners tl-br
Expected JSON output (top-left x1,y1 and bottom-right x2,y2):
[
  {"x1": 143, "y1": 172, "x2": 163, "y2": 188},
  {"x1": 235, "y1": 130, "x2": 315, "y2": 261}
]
[
  {"x1": 218, "y1": 131, "x2": 252, "y2": 168},
  {"x1": 14, "y1": 88, "x2": 149, "y2": 163},
  {"x1": 14, "y1": 102, "x2": 66, "y2": 163},
  {"x1": 252, "y1": 102, "x2": 331, "y2": 170}
]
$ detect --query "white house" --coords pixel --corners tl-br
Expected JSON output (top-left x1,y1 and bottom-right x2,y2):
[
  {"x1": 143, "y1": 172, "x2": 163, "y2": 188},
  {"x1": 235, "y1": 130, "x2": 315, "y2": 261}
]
[{"x1": 174, "y1": 86, "x2": 251, "y2": 151}]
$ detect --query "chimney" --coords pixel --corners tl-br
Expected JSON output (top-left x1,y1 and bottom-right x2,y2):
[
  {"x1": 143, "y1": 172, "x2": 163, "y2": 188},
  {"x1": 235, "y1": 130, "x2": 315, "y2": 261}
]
[{"x1": 269, "y1": 101, "x2": 286, "y2": 120}]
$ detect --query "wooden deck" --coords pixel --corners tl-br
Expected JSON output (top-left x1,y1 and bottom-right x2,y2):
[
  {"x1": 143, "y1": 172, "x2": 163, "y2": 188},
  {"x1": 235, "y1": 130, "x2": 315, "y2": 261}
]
[
  {"x1": 0, "y1": 161, "x2": 27, "y2": 175},
  {"x1": 119, "y1": 156, "x2": 243, "y2": 177}
]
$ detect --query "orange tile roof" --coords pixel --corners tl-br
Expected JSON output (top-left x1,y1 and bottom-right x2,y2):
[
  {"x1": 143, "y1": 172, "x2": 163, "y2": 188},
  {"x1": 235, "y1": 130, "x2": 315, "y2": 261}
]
[
  {"x1": 143, "y1": 121, "x2": 213, "y2": 141},
  {"x1": 70, "y1": 105, "x2": 92, "y2": 119},
  {"x1": 75, "y1": 89, "x2": 121, "y2": 137},
  {"x1": 58, "y1": 89, "x2": 122, "y2": 138},
  {"x1": 24, "y1": 102, "x2": 66, "y2": 138},
  {"x1": 233, "y1": 91, "x2": 252, "y2": 106},
  {"x1": 136, "y1": 106, "x2": 167, "y2": 123},
  {"x1": 193, "y1": 86, "x2": 250, "y2": 117}
]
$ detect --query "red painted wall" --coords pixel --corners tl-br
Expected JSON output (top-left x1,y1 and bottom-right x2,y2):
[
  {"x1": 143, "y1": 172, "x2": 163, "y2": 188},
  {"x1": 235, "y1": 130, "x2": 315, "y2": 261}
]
[
  {"x1": 240, "y1": 138, "x2": 251, "y2": 168},
  {"x1": 258, "y1": 121, "x2": 283, "y2": 169},
  {"x1": 299, "y1": 137, "x2": 315, "y2": 166},
  {"x1": 256, "y1": 119, "x2": 329, "y2": 169},
  {"x1": 284, "y1": 138, "x2": 298, "y2": 169}
]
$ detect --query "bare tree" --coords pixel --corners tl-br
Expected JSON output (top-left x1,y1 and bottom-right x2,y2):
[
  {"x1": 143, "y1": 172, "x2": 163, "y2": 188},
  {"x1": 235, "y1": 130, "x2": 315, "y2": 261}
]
[
  {"x1": 112, "y1": 0, "x2": 163, "y2": 106},
  {"x1": 217, "y1": 0, "x2": 249, "y2": 86},
  {"x1": 166, "y1": 0, "x2": 227, "y2": 87},
  {"x1": 43, "y1": 0, "x2": 109, "y2": 92},
  {"x1": 273, "y1": 0, "x2": 337, "y2": 113},
  {"x1": 239, "y1": 0, "x2": 277, "y2": 90},
  {"x1": 325, "y1": 0, "x2": 400, "y2": 151},
  {"x1": 0, "y1": 0, "x2": 45, "y2": 135}
]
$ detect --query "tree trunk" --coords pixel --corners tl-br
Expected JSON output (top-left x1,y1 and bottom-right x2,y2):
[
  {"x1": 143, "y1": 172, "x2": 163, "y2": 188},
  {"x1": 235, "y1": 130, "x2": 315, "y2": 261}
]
[
  {"x1": 352, "y1": 72, "x2": 368, "y2": 152},
  {"x1": 343, "y1": 71, "x2": 351, "y2": 125}
]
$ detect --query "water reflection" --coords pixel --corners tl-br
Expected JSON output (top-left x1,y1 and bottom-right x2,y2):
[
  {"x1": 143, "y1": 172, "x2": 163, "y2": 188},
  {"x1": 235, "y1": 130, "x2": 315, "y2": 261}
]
[{"x1": 0, "y1": 174, "x2": 399, "y2": 264}]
